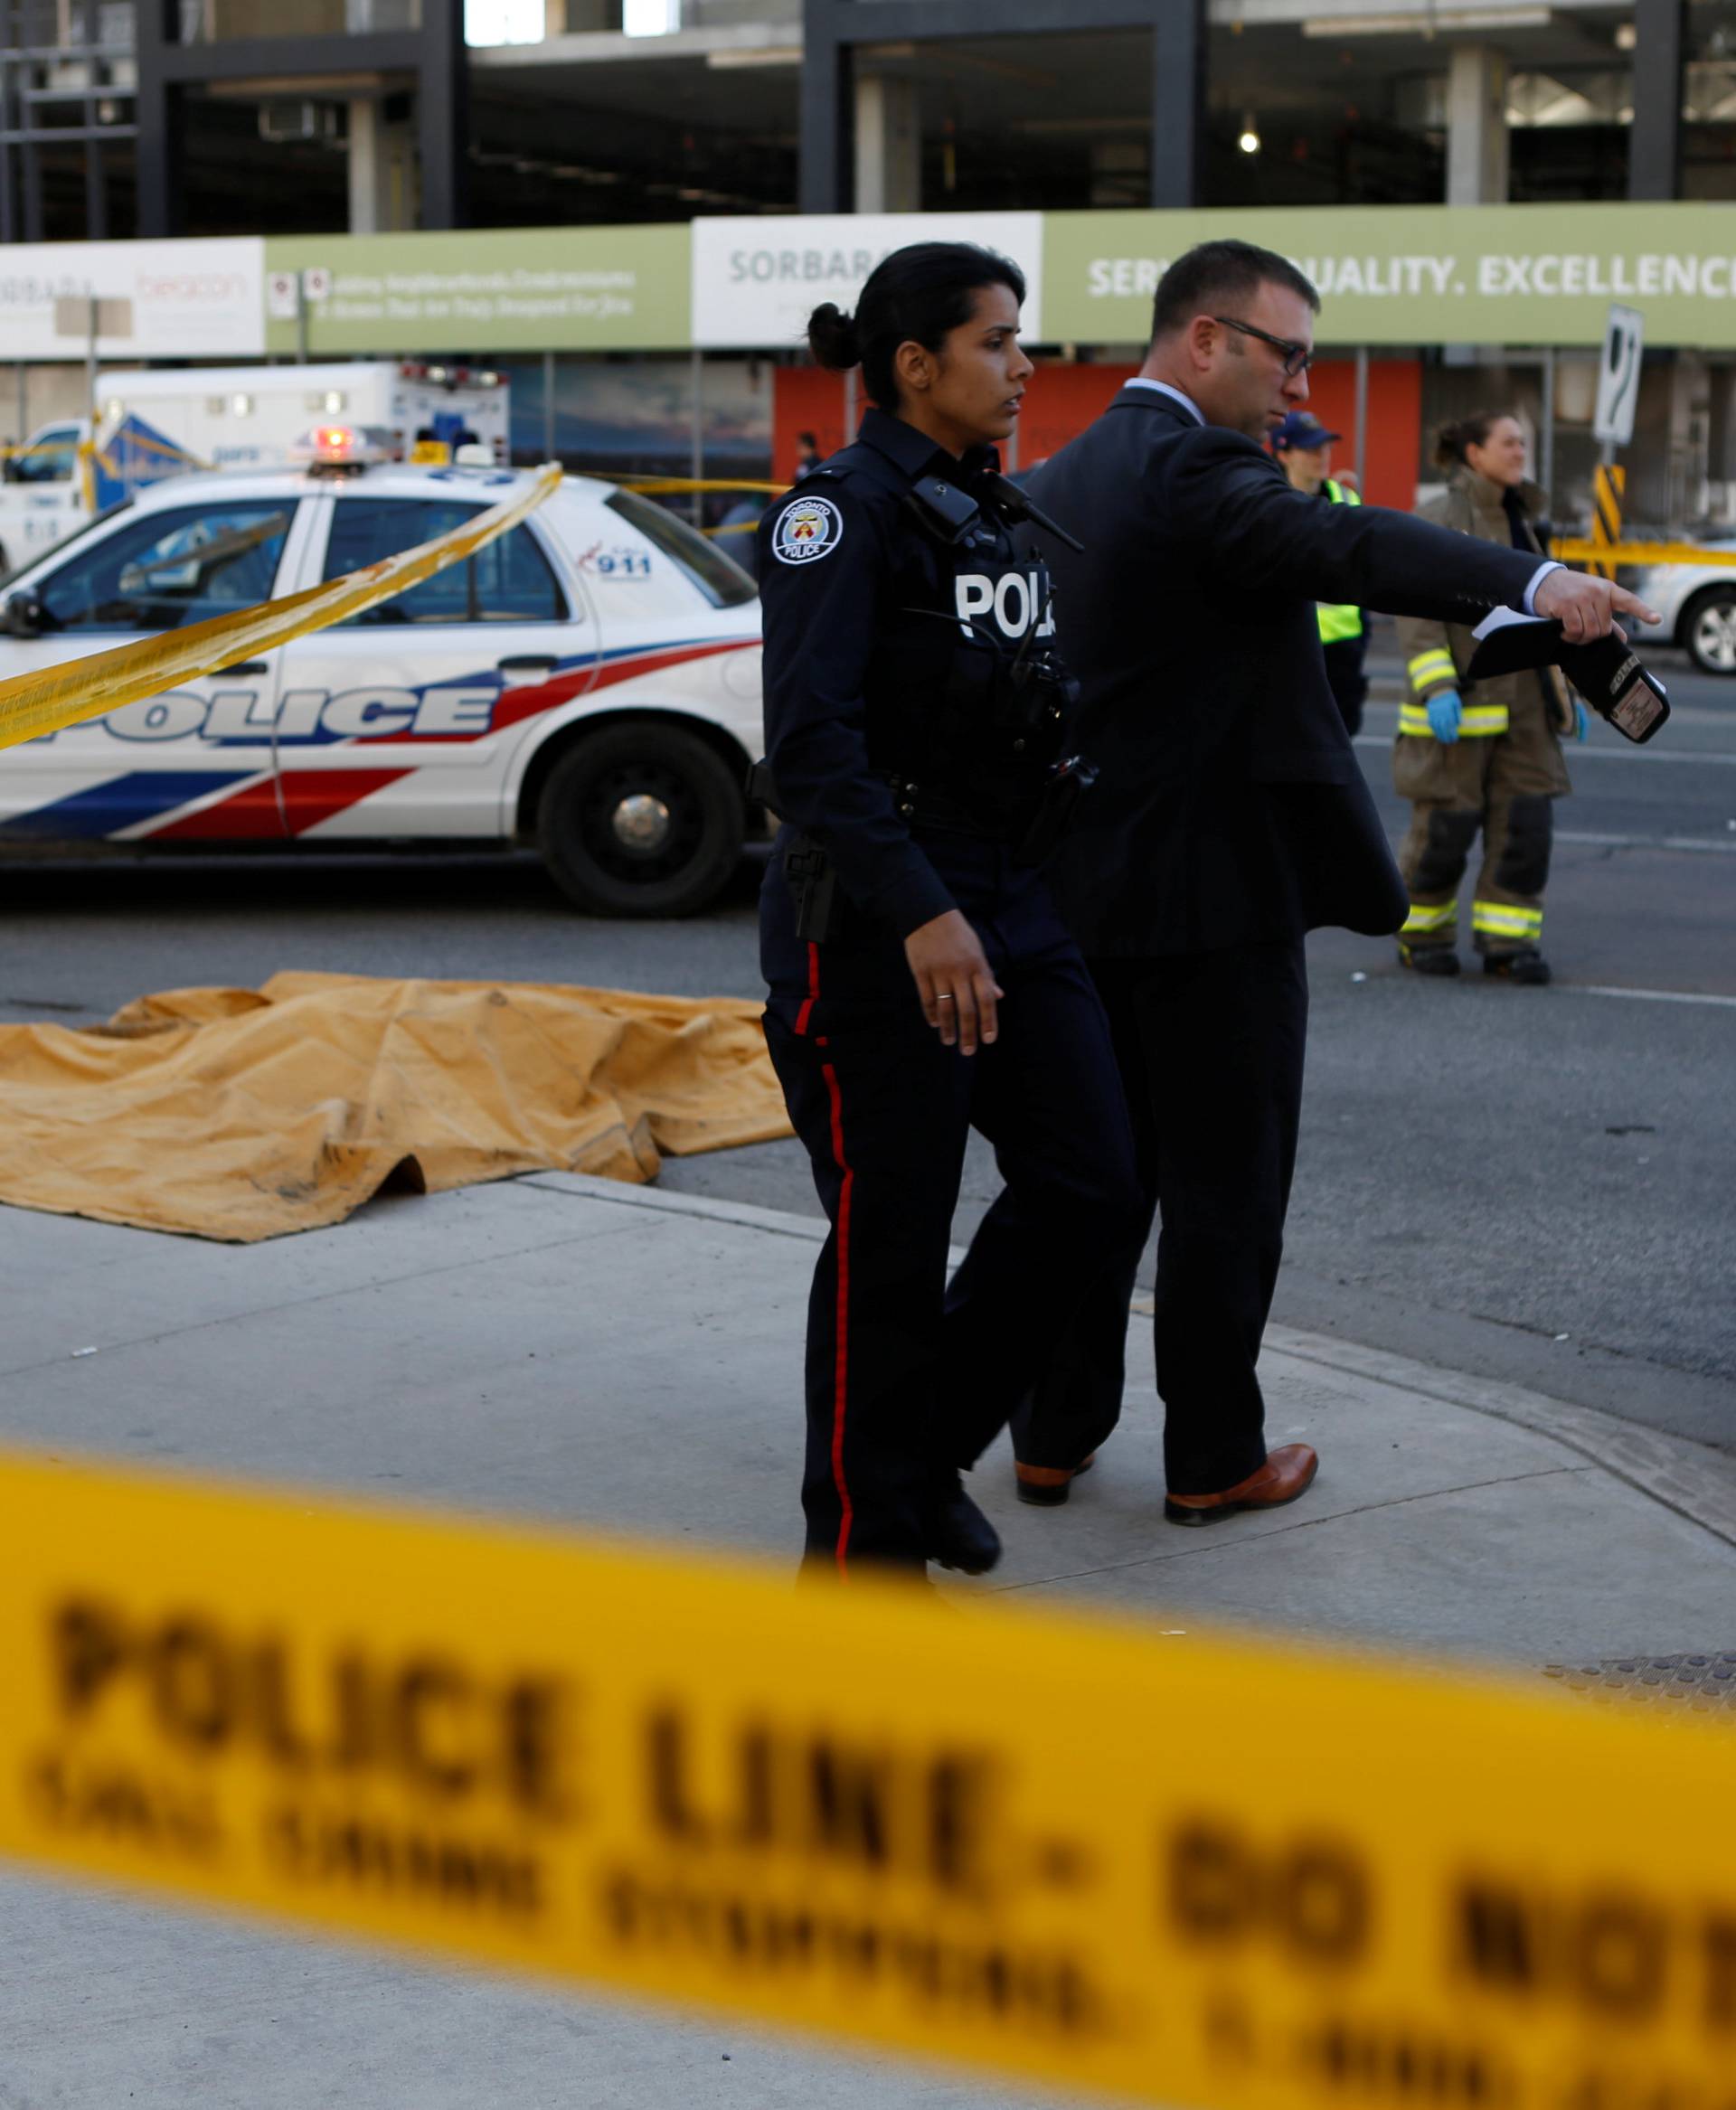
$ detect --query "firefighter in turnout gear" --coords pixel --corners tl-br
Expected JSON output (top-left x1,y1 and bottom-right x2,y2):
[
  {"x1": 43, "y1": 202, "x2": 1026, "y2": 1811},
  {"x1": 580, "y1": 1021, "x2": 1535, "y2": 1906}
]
[
  {"x1": 755, "y1": 242, "x2": 1140, "y2": 1581},
  {"x1": 1394, "y1": 411, "x2": 1586, "y2": 985}
]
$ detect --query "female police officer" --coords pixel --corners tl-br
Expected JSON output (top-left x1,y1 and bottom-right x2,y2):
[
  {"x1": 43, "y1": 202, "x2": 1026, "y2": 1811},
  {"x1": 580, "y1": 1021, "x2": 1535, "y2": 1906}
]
[{"x1": 757, "y1": 242, "x2": 1141, "y2": 1581}]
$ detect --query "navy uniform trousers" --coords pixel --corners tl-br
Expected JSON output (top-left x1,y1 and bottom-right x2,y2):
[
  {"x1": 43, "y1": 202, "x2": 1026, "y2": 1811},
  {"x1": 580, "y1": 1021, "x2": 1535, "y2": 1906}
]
[
  {"x1": 1018, "y1": 938, "x2": 1310, "y2": 1499},
  {"x1": 761, "y1": 827, "x2": 1141, "y2": 1574}
]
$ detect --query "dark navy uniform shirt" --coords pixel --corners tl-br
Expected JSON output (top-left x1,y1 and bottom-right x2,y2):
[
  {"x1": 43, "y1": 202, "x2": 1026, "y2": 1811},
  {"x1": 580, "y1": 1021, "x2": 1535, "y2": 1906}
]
[{"x1": 758, "y1": 407, "x2": 1064, "y2": 939}]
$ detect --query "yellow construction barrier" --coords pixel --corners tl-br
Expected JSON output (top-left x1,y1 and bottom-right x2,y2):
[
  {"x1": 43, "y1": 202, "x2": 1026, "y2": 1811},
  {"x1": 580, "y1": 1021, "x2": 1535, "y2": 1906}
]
[
  {"x1": 1580, "y1": 464, "x2": 1627, "y2": 580},
  {"x1": 1, "y1": 1444, "x2": 1731, "y2": 2110},
  {"x1": 0, "y1": 463, "x2": 562, "y2": 753}
]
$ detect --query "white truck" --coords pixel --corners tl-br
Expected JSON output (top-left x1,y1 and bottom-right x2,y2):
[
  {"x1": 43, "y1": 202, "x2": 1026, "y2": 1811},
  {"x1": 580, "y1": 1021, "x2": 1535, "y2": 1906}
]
[{"x1": 0, "y1": 361, "x2": 511, "y2": 577}]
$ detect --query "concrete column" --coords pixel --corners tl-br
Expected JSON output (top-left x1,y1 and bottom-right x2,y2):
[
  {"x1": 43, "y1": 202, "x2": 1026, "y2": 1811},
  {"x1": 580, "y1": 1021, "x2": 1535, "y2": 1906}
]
[
  {"x1": 348, "y1": 98, "x2": 418, "y2": 233},
  {"x1": 1445, "y1": 44, "x2": 1509, "y2": 205},
  {"x1": 1150, "y1": 0, "x2": 1205, "y2": 208},
  {"x1": 1629, "y1": 0, "x2": 1687, "y2": 202},
  {"x1": 798, "y1": 0, "x2": 848, "y2": 214},
  {"x1": 853, "y1": 72, "x2": 919, "y2": 214}
]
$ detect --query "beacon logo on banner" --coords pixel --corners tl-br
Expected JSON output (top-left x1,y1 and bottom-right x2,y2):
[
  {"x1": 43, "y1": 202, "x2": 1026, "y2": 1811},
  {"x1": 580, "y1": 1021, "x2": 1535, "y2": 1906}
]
[
  {"x1": 692, "y1": 214, "x2": 1044, "y2": 351},
  {"x1": 0, "y1": 240, "x2": 265, "y2": 362}
]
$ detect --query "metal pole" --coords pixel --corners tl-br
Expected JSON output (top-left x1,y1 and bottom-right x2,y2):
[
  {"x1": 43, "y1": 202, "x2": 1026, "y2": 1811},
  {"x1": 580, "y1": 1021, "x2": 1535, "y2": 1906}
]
[
  {"x1": 1353, "y1": 345, "x2": 1369, "y2": 491},
  {"x1": 1540, "y1": 345, "x2": 1555, "y2": 510},
  {"x1": 14, "y1": 360, "x2": 24, "y2": 449},
  {"x1": 690, "y1": 347, "x2": 703, "y2": 527},
  {"x1": 295, "y1": 274, "x2": 307, "y2": 365},
  {"x1": 844, "y1": 364, "x2": 857, "y2": 445},
  {"x1": 542, "y1": 348, "x2": 556, "y2": 463},
  {"x1": 86, "y1": 295, "x2": 97, "y2": 421}
]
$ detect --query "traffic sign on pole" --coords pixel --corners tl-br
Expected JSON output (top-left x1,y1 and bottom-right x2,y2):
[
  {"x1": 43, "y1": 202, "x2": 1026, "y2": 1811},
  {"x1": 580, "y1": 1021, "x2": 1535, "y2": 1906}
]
[{"x1": 1593, "y1": 303, "x2": 1644, "y2": 449}]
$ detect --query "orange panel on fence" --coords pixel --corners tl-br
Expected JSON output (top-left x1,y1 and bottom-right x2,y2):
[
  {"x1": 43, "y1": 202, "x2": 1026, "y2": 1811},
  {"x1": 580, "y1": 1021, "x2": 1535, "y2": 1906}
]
[
  {"x1": 1014, "y1": 363, "x2": 1137, "y2": 467},
  {"x1": 771, "y1": 367, "x2": 851, "y2": 485},
  {"x1": 1304, "y1": 359, "x2": 1423, "y2": 511},
  {"x1": 774, "y1": 359, "x2": 1423, "y2": 508}
]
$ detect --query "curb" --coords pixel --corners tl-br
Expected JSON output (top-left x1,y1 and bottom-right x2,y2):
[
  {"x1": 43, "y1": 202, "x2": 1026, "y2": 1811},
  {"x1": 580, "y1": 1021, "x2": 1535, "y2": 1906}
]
[{"x1": 526, "y1": 1171, "x2": 1736, "y2": 1556}]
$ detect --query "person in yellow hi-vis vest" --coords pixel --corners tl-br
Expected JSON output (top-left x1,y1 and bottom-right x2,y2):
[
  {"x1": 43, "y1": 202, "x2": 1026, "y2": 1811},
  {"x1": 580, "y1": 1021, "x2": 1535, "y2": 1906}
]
[
  {"x1": 1274, "y1": 410, "x2": 1366, "y2": 733},
  {"x1": 1393, "y1": 410, "x2": 1586, "y2": 985}
]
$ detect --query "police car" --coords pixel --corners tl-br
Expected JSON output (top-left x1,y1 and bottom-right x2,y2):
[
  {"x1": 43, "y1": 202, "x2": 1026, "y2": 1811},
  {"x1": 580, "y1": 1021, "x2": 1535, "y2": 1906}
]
[
  {"x1": 1626, "y1": 540, "x2": 1736, "y2": 675},
  {"x1": 0, "y1": 430, "x2": 765, "y2": 916}
]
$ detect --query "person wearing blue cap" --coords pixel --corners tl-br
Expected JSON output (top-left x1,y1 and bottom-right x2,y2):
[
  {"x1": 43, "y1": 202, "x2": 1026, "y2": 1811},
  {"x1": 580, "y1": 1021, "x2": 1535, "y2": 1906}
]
[{"x1": 1274, "y1": 410, "x2": 1367, "y2": 735}]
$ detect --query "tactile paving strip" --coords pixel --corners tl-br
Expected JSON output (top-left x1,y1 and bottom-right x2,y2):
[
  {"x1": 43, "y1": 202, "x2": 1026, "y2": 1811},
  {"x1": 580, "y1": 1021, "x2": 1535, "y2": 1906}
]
[{"x1": 1542, "y1": 1653, "x2": 1736, "y2": 1712}]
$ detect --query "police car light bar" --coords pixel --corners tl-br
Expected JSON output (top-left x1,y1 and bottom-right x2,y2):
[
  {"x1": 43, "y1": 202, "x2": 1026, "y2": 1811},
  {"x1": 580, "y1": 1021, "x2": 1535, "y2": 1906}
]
[{"x1": 291, "y1": 423, "x2": 398, "y2": 476}]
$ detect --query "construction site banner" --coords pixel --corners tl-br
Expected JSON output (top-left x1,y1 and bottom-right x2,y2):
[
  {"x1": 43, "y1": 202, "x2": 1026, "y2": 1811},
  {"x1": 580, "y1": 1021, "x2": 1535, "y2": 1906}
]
[
  {"x1": 690, "y1": 213, "x2": 1045, "y2": 349},
  {"x1": 261, "y1": 226, "x2": 693, "y2": 358},
  {"x1": 0, "y1": 239, "x2": 265, "y2": 363},
  {"x1": 1043, "y1": 203, "x2": 1736, "y2": 351},
  {"x1": 8, "y1": 203, "x2": 1736, "y2": 366}
]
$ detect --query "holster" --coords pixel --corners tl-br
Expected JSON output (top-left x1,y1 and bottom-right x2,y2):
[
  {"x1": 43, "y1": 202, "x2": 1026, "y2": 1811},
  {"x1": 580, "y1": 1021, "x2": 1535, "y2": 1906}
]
[
  {"x1": 784, "y1": 834, "x2": 842, "y2": 942},
  {"x1": 749, "y1": 761, "x2": 847, "y2": 942}
]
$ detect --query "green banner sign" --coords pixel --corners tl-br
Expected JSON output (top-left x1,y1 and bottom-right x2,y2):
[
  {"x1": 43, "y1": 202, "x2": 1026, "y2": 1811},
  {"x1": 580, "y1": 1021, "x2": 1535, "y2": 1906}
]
[
  {"x1": 1042, "y1": 203, "x2": 1736, "y2": 351},
  {"x1": 262, "y1": 225, "x2": 692, "y2": 357}
]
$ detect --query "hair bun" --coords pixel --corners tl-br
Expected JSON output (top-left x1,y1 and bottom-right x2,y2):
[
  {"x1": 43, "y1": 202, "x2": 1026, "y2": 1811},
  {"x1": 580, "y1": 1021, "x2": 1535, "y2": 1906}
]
[{"x1": 807, "y1": 301, "x2": 862, "y2": 372}]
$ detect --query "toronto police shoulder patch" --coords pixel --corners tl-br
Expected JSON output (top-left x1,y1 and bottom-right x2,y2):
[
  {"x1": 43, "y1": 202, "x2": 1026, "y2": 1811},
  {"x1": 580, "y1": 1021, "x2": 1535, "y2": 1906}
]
[{"x1": 772, "y1": 494, "x2": 844, "y2": 567}]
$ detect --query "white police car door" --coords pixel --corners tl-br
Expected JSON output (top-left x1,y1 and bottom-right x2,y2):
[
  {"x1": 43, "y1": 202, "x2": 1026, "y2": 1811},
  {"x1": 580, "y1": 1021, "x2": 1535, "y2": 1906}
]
[
  {"x1": 0, "y1": 495, "x2": 297, "y2": 843},
  {"x1": 278, "y1": 485, "x2": 592, "y2": 839}
]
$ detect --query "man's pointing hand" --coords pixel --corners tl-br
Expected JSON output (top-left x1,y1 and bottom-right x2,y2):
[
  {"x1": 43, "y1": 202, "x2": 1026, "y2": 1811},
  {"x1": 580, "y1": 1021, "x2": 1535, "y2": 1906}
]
[{"x1": 1533, "y1": 568, "x2": 1660, "y2": 644}]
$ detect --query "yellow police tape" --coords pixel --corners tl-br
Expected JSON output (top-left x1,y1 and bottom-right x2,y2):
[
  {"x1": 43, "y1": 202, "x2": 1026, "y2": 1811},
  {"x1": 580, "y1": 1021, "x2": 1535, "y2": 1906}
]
[
  {"x1": 1552, "y1": 538, "x2": 1736, "y2": 570},
  {"x1": 0, "y1": 463, "x2": 562, "y2": 754},
  {"x1": 3, "y1": 1445, "x2": 1733, "y2": 2110}
]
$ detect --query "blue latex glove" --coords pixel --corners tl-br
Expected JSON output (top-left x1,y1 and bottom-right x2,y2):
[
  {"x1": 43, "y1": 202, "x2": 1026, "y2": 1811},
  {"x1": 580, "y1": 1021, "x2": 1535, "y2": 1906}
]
[
  {"x1": 1573, "y1": 699, "x2": 1590, "y2": 741},
  {"x1": 1426, "y1": 689, "x2": 1463, "y2": 744}
]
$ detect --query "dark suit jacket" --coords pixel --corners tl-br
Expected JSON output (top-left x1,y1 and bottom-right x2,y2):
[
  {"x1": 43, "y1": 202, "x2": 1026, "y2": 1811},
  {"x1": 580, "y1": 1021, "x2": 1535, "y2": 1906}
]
[{"x1": 1028, "y1": 387, "x2": 1548, "y2": 956}]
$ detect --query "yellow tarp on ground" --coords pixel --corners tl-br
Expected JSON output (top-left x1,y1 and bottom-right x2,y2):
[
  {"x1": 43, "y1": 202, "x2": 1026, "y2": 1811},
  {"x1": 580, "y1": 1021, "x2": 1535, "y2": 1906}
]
[{"x1": 0, "y1": 971, "x2": 791, "y2": 1242}]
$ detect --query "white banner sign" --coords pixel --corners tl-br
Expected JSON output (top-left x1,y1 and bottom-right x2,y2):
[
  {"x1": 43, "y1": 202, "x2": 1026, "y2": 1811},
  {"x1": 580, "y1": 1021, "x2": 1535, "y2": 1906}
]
[
  {"x1": 0, "y1": 239, "x2": 265, "y2": 362},
  {"x1": 692, "y1": 212, "x2": 1044, "y2": 350}
]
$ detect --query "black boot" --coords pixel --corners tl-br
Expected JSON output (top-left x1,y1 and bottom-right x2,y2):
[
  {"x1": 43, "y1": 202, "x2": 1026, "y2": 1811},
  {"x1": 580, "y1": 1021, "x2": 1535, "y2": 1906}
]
[
  {"x1": 1398, "y1": 944, "x2": 1460, "y2": 977},
  {"x1": 1484, "y1": 949, "x2": 1552, "y2": 985},
  {"x1": 922, "y1": 1471, "x2": 1002, "y2": 1575}
]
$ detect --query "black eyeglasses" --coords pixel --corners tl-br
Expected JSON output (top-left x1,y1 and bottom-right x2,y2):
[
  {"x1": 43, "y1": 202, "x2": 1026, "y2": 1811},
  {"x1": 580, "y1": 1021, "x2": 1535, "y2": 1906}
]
[{"x1": 1212, "y1": 316, "x2": 1314, "y2": 378}]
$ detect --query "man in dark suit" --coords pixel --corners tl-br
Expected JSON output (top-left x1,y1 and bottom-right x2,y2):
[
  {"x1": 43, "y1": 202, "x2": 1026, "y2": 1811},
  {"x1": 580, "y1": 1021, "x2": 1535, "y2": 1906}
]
[{"x1": 1013, "y1": 239, "x2": 1656, "y2": 1527}]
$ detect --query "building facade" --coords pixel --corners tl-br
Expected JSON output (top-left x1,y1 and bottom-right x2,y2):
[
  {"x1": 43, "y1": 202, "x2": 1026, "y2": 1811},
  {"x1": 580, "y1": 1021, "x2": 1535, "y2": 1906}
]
[{"x1": 3, "y1": 0, "x2": 1735, "y2": 523}]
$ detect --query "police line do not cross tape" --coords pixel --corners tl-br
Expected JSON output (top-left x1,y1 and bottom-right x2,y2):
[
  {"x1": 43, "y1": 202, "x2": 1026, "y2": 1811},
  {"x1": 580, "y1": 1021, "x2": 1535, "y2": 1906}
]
[
  {"x1": 0, "y1": 463, "x2": 563, "y2": 754},
  {"x1": 2, "y1": 1445, "x2": 1734, "y2": 2110}
]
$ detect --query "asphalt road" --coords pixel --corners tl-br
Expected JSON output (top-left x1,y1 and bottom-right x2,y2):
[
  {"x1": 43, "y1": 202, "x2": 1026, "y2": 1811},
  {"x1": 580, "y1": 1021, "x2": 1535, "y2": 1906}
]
[{"x1": 2, "y1": 631, "x2": 1731, "y2": 1456}]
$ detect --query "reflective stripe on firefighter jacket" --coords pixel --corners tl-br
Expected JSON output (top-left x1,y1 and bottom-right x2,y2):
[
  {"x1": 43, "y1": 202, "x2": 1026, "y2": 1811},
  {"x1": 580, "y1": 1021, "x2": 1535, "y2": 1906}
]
[{"x1": 1315, "y1": 480, "x2": 1364, "y2": 645}]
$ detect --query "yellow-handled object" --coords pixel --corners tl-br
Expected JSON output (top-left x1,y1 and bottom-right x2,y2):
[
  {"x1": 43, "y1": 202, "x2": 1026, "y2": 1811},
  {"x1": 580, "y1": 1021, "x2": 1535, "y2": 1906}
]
[{"x1": 0, "y1": 463, "x2": 562, "y2": 755}]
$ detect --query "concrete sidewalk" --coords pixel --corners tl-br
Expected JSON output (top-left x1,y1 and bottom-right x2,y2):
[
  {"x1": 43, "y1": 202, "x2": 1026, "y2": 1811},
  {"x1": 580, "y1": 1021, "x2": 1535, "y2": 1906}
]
[{"x1": 2, "y1": 1169, "x2": 1732, "y2": 2109}]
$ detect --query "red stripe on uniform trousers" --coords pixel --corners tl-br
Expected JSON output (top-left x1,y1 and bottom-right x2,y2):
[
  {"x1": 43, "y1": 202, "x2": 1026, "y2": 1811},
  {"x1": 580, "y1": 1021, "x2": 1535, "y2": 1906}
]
[{"x1": 794, "y1": 939, "x2": 820, "y2": 1037}]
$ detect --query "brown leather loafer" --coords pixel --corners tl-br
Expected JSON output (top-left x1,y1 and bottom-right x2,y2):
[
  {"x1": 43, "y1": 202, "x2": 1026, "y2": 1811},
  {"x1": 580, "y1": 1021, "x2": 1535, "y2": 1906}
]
[
  {"x1": 1014, "y1": 1453, "x2": 1098, "y2": 1508},
  {"x1": 1164, "y1": 1443, "x2": 1318, "y2": 1527}
]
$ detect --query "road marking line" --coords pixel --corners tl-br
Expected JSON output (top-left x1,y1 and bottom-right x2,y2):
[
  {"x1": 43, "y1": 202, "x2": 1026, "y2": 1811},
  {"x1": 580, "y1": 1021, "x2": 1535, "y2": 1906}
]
[
  {"x1": 1354, "y1": 733, "x2": 1736, "y2": 767},
  {"x1": 1555, "y1": 828, "x2": 1736, "y2": 855},
  {"x1": 1570, "y1": 984, "x2": 1736, "y2": 1009}
]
